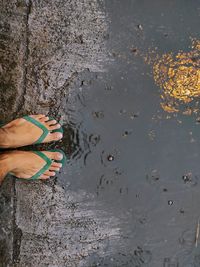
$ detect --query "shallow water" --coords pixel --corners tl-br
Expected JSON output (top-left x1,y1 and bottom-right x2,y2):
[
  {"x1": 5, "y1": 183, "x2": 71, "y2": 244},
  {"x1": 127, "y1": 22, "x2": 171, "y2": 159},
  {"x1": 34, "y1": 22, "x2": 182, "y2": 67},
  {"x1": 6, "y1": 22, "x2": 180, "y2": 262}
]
[{"x1": 59, "y1": 0, "x2": 200, "y2": 266}]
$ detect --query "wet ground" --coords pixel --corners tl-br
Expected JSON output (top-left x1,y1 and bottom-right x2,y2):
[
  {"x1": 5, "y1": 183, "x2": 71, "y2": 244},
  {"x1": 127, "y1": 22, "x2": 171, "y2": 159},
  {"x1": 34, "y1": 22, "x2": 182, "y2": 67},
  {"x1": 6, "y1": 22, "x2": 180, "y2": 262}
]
[{"x1": 0, "y1": 0, "x2": 200, "y2": 266}]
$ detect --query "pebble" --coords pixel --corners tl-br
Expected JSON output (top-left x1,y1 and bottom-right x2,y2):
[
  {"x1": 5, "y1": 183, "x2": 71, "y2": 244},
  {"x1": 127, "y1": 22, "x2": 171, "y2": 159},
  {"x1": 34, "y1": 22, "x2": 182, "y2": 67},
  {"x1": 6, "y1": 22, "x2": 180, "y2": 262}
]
[
  {"x1": 137, "y1": 24, "x2": 143, "y2": 30},
  {"x1": 168, "y1": 200, "x2": 173, "y2": 206},
  {"x1": 107, "y1": 155, "x2": 114, "y2": 161}
]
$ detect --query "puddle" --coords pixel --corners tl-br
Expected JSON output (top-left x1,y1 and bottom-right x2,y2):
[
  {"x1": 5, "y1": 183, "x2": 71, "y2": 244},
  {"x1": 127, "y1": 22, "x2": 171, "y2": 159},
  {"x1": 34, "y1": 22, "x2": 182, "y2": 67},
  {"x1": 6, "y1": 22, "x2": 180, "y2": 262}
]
[{"x1": 59, "y1": 1, "x2": 200, "y2": 266}]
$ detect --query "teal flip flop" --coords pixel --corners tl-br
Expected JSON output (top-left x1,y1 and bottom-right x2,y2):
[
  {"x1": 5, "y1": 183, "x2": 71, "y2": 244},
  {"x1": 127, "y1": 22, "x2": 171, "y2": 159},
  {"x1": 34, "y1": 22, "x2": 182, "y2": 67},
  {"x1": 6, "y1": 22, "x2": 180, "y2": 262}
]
[
  {"x1": 0, "y1": 116, "x2": 63, "y2": 145},
  {"x1": 23, "y1": 115, "x2": 63, "y2": 145},
  {"x1": 21, "y1": 149, "x2": 68, "y2": 180}
]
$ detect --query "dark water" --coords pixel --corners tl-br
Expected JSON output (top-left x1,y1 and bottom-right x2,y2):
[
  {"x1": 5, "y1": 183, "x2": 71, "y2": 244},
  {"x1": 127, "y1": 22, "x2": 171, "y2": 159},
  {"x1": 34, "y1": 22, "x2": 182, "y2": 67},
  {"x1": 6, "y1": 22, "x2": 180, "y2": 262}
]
[{"x1": 58, "y1": 0, "x2": 200, "y2": 266}]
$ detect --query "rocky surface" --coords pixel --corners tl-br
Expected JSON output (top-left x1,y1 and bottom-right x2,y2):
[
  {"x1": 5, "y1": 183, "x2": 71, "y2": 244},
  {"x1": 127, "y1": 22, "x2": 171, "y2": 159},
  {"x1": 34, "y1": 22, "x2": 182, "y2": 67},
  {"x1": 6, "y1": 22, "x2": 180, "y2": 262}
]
[{"x1": 0, "y1": 0, "x2": 110, "y2": 266}]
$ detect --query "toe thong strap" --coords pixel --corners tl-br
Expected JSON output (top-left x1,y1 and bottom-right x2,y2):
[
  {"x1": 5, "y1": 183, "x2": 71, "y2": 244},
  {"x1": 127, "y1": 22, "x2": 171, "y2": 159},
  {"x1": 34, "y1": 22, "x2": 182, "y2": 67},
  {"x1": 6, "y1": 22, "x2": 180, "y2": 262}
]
[
  {"x1": 30, "y1": 151, "x2": 52, "y2": 180},
  {"x1": 23, "y1": 116, "x2": 49, "y2": 144},
  {"x1": 23, "y1": 116, "x2": 63, "y2": 144}
]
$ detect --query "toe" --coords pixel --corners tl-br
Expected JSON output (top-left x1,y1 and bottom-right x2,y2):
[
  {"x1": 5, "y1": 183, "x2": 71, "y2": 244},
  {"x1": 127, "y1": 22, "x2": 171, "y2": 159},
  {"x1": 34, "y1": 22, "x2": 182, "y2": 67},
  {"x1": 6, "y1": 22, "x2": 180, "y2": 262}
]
[
  {"x1": 47, "y1": 119, "x2": 57, "y2": 126},
  {"x1": 40, "y1": 116, "x2": 49, "y2": 122},
  {"x1": 50, "y1": 132, "x2": 63, "y2": 141},
  {"x1": 47, "y1": 151, "x2": 63, "y2": 161},
  {"x1": 49, "y1": 124, "x2": 61, "y2": 131},
  {"x1": 44, "y1": 170, "x2": 56, "y2": 177},
  {"x1": 43, "y1": 132, "x2": 63, "y2": 143},
  {"x1": 50, "y1": 166, "x2": 61, "y2": 171},
  {"x1": 51, "y1": 162, "x2": 62, "y2": 168}
]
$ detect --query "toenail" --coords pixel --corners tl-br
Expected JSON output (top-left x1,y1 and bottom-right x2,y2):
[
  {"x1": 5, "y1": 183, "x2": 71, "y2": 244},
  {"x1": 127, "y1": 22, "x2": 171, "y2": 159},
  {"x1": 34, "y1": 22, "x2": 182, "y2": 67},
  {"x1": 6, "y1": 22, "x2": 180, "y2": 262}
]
[
  {"x1": 57, "y1": 153, "x2": 63, "y2": 160},
  {"x1": 56, "y1": 163, "x2": 62, "y2": 169},
  {"x1": 54, "y1": 132, "x2": 63, "y2": 140},
  {"x1": 56, "y1": 163, "x2": 62, "y2": 168}
]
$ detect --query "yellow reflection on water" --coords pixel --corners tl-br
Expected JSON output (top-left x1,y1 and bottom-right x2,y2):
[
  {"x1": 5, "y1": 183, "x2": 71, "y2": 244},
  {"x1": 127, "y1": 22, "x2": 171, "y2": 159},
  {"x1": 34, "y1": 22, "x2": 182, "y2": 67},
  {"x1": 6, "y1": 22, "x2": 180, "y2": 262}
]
[{"x1": 148, "y1": 39, "x2": 200, "y2": 114}]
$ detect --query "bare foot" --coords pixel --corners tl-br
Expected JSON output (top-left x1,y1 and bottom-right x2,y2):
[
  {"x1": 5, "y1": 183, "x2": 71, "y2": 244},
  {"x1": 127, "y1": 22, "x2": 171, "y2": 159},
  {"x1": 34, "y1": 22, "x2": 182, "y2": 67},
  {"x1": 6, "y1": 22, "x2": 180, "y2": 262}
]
[
  {"x1": 0, "y1": 150, "x2": 63, "y2": 182},
  {"x1": 0, "y1": 114, "x2": 63, "y2": 148}
]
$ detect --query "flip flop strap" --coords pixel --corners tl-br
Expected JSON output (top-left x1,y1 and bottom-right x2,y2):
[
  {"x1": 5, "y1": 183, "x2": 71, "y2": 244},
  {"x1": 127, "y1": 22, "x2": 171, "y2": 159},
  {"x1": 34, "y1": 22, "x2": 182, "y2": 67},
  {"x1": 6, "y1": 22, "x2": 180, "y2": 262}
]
[
  {"x1": 30, "y1": 151, "x2": 52, "y2": 180},
  {"x1": 23, "y1": 116, "x2": 49, "y2": 144}
]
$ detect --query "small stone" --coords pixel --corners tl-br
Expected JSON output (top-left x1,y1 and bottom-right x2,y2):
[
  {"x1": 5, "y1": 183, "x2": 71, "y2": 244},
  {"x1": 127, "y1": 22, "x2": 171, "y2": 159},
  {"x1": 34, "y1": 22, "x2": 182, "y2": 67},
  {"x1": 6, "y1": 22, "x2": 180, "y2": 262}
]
[
  {"x1": 122, "y1": 130, "x2": 132, "y2": 137},
  {"x1": 123, "y1": 131, "x2": 129, "y2": 137},
  {"x1": 168, "y1": 200, "x2": 173, "y2": 206},
  {"x1": 182, "y1": 174, "x2": 192, "y2": 183},
  {"x1": 130, "y1": 113, "x2": 139, "y2": 119},
  {"x1": 131, "y1": 47, "x2": 137, "y2": 53},
  {"x1": 137, "y1": 24, "x2": 143, "y2": 30},
  {"x1": 107, "y1": 155, "x2": 114, "y2": 161}
]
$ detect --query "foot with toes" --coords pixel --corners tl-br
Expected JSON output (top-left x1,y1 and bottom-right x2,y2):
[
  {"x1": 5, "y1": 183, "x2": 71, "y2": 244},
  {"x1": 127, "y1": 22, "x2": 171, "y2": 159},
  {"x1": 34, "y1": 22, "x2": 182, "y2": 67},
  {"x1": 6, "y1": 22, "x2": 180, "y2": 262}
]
[
  {"x1": 0, "y1": 114, "x2": 63, "y2": 148},
  {"x1": 0, "y1": 114, "x2": 66, "y2": 184}
]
